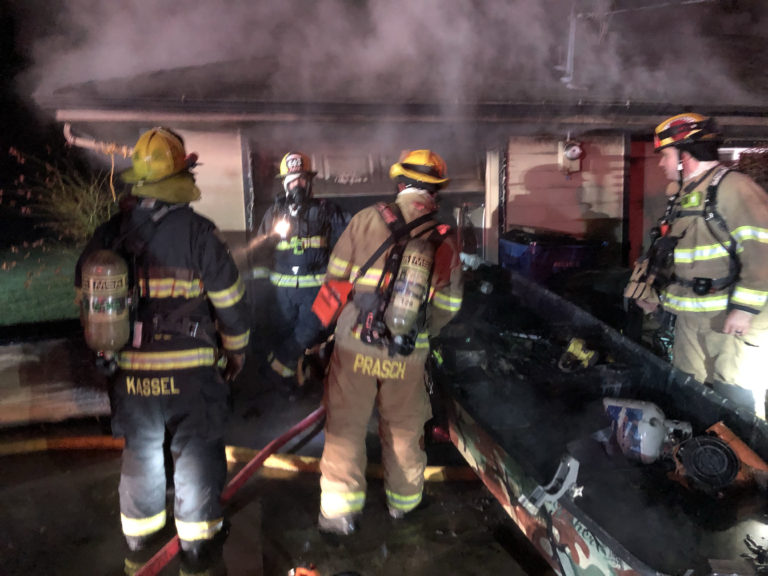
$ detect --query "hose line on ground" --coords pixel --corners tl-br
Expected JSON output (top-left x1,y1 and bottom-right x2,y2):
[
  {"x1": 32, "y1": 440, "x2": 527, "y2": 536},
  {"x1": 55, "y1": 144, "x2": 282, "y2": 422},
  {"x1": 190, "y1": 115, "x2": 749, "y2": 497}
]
[
  {"x1": 0, "y1": 427, "x2": 477, "y2": 482},
  {"x1": 1, "y1": 407, "x2": 477, "y2": 576}
]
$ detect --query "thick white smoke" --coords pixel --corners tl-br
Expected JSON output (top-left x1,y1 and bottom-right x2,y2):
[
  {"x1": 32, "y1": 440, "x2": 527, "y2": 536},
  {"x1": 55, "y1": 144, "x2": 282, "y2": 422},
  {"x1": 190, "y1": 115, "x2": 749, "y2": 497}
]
[{"x1": 14, "y1": 0, "x2": 768, "y2": 106}]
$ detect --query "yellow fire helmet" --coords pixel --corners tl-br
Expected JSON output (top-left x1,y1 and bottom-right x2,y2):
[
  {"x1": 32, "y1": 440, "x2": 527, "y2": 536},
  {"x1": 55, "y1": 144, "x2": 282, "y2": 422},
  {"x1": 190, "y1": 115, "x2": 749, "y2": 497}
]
[
  {"x1": 122, "y1": 128, "x2": 200, "y2": 203},
  {"x1": 277, "y1": 151, "x2": 317, "y2": 179},
  {"x1": 653, "y1": 113, "x2": 719, "y2": 152},
  {"x1": 122, "y1": 128, "x2": 196, "y2": 184},
  {"x1": 389, "y1": 149, "x2": 450, "y2": 187}
]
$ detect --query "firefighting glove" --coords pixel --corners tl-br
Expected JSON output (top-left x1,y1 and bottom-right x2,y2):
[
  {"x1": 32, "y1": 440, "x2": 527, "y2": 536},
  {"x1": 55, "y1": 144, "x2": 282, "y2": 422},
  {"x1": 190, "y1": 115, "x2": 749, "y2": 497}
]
[{"x1": 222, "y1": 352, "x2": 246, "y2": 382}]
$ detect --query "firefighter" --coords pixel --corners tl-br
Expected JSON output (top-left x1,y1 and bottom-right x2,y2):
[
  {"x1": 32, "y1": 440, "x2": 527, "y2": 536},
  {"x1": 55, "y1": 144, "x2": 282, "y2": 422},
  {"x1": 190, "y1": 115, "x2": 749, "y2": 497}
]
[
  {"x1": 317, "y1": 149, "x2": 463, "y2": 535},
  {"x1": 254, "y1": 151, "x2": 349, "y2": 397},
  {"x1": 75, "y1": 127, "x2": 250, "y2": 574},
  {"x1": 638, "y1": 113, "x2": 768, "y2": 418}
]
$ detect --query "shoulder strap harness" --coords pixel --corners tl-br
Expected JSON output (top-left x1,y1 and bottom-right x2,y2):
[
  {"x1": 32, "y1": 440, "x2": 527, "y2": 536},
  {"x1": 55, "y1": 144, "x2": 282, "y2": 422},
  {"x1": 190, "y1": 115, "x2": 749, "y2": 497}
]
[
  {"x1": 356, "y1": 202, "x2": 443, "y2": 355},
  {"x1": 671, "y1": 166, "x2": 741, "y2": 293},
  {"x1": 115, "y1": 202, "x2": 214, "y2": 348}
]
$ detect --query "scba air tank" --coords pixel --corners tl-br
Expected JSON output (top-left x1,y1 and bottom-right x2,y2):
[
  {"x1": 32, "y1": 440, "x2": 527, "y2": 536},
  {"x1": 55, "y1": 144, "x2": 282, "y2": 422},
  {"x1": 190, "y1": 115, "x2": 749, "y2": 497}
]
[
  {"x1": 384, "y1": 238, "x2": 434, "y2": 336},
  {"x1": 81, "y1": 249, "x2": 130, "y2": 354}
]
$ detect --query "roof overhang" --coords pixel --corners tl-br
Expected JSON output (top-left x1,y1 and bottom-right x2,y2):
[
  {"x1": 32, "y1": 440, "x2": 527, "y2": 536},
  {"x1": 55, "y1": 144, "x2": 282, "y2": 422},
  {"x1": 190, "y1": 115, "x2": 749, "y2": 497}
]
[{"x1": 42, "y1": 93, "x2": 768, "y2": 140}]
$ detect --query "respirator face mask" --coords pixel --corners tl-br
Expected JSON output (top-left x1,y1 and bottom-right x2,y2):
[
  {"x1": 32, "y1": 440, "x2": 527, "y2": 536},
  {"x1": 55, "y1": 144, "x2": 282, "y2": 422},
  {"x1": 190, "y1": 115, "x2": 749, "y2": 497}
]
[{"x1": 284, "y1": 174, "x2": 310, "y2": 207}]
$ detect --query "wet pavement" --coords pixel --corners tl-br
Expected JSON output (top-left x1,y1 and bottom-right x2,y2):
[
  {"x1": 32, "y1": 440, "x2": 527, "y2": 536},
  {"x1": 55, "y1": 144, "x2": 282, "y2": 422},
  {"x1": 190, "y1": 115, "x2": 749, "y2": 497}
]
[{"x1": 0, "y1": 361, "x2": 552, "y2": 576}]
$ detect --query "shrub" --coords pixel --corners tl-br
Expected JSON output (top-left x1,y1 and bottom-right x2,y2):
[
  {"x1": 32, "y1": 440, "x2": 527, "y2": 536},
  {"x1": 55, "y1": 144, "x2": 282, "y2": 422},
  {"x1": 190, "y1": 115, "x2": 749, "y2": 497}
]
[
  {"x1": 31, "y1": 162, "x2": 119, "y2": 246},
  {"x1": 9, "y1": 148, "x2": 119, "y2": 246}
]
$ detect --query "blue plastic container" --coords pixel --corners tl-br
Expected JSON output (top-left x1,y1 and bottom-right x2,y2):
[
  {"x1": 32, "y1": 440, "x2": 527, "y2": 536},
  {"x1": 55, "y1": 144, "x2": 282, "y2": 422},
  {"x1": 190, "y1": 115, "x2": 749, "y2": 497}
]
[{"x1": 499, "y1": 228, "x2": 601, "y2": 284}]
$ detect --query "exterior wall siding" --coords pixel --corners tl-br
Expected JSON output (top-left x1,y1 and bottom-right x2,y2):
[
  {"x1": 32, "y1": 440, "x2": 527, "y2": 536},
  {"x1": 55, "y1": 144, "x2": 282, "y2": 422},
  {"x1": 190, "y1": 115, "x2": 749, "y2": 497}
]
[
  {"x1": 183, "y1": 130, "x2": 246, "y2": 238},
  {"x1": 504, "y1": 136, "x2": 626, "y2": 241}
]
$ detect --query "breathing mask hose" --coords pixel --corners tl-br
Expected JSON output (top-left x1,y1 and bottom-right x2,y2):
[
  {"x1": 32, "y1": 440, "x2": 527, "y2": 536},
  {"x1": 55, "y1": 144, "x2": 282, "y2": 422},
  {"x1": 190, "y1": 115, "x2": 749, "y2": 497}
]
[{"x1": 284, "y1": 174, "x2": 311, "y2": 212}]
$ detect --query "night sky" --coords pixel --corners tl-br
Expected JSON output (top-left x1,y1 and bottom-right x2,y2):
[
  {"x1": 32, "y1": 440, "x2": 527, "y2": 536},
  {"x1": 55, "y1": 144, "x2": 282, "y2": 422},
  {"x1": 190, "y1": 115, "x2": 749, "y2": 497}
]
[
  {"x1": 1, "y1": 2, "x2": 62, "y2": 245},
  {"x1": 3, "y1": 2, "x2": 79, "y2": 244}
]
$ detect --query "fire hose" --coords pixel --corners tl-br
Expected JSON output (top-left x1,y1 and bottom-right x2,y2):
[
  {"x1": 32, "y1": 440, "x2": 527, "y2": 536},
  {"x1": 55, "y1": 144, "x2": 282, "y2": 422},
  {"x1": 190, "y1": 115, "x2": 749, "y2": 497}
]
[
  {"x1": 62, "y1": 123, "x2": 133, "y2": 201},
  {"x1": 135, "y1": 405, "x2": 327, "y2": 576},
  {"x1": 0, "y1": 434, "x2": 475, "y2": 482},
  {"x1": 0, "y1": 411, "x2": 477, "y2": 574}
]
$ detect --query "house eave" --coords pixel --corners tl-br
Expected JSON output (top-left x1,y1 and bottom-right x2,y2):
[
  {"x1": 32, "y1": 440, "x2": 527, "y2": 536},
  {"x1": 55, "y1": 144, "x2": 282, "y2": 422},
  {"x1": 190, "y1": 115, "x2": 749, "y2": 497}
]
[{"x1": 47, "y1": 97, "x2": 768, "y2": 136}]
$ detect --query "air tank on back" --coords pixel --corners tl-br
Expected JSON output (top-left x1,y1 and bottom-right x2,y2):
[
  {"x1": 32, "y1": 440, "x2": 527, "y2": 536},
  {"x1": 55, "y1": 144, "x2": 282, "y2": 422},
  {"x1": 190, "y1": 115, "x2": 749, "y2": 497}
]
[
  {"x1": 384, "y1": 238, "x2": 434, "y2": 336},
  {"x1": 81, "y1": 249, "x2": 130, "y2": 355}
]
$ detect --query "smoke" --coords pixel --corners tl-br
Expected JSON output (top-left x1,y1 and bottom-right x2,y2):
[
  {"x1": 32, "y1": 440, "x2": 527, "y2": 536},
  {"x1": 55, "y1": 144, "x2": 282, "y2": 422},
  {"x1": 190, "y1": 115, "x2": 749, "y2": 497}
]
[{"x1": 13, "y1": 0, "x2": 768, "y2": 107}]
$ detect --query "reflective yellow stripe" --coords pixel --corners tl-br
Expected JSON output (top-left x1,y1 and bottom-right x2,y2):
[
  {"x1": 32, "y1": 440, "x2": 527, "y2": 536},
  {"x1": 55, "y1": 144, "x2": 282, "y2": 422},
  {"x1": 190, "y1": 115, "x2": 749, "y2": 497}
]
[
  {"x1": 268, "y1": 354, "x2": 295, "y2": 377},
  {"x1": 208, "y1": 277, "x2": 245, "y2": 309},
  {"x1": 733, "y1": 225, "x2": 768, "y2": 243},
  {"x1": 175, "y1": 517, "x2": 224, "y2": 542},
  {"x1": 663, "y1": 293, "x2": 729, "y2": 312},
  {"x1": 139, "y1": 278, "x2": 203, "y2": 299},
  {"x1": 674, "y1": 242, "x2": 734, "y2": 263},
  {"x1": 415, "y1": 333, "x2": 430, "y2": 348},
  {"x1": 118, "y1": 348, "x2": 217, "y2": 371},
  {"x1": 320, "y1": 490, "x2": 365, "y2": 517},
  {"x1": 298, "y1": 276, "x2": 324, "y2": 288},
  {"x1": 124, "y1": 557, "x2": 145, "y2": 574},
  {"x1": 673, "y1": 226, "x2": 768, "y2": 264},
  {"x1": 350, "y1": 325, "x2": 366, "y2": 340},
  {"x1": 269, "y1": 272, "x2": 324, "y2": 288},
  {"x1": 350, "y1": 266, "x2": 385, "y2": 287},
  {"x1": 731, "y1": 286, "x2": 768, "y2": 308},
  {"x1": 327, "y1": 256, "x2": 351, "y2": 277},
  {"x1": 121, "y1": 510, "x2": 166, "y2": 537},
  {"x1": 249, "y1": 266, "x2": 271, "y2": 280},
  {"x1": 276, "y1": 236, "x2": 327, "y2": 251},
  {"x1": 221, "y1": 329, "x2": 250, "y2": 350},
  {"x1": 432, "y1": 291, "x2": 462, "y2": 312},
  {"x1": 386, "y1": 489, "x2": 422, "y2": 512}
]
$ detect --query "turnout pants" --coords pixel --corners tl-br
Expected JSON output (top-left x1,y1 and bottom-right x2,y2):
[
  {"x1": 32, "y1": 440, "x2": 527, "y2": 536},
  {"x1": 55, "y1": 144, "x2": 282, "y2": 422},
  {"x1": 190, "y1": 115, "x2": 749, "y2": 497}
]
[
  {"x1": 674, "y1": 311, "x2": 768, "y2": 418},
  {"x1": 270, "y1": 285, "x2": 323, "y2": 375},
  {"x1": 319, "y1": 306, "x2": 432, "y2": 519},
  {"x1": 111, "y1": 364, "x2": 229, "y2": 552}
]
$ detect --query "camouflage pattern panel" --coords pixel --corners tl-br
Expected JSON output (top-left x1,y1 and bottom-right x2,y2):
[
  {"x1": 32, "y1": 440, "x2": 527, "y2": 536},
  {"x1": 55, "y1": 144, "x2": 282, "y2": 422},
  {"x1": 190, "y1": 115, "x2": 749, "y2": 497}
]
[{"x1": 445, "y1": 397, "x2": 655, "y2": 576}]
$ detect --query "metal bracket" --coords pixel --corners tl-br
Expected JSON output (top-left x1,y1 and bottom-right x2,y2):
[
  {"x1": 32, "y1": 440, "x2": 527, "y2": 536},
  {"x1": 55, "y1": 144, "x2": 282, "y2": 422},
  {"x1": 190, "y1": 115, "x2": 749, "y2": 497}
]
[{"x1": 518, "y1": 454, "x2": 580, "y2": 515}]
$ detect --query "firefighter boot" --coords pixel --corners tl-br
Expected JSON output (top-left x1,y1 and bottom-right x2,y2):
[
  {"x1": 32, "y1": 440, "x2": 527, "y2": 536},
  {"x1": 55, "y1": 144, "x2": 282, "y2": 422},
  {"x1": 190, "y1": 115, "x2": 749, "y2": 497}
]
[
  {"x1": 123, "y1": 528, "x2": 166, "y2": 575},
  {"x1": 125, "y1": 527, "x2": 164, "y2": 553},
  {"x1": 124, "y1": 548, "x2": 156, "y2": 576},
  {"x1": 317, "y1": 512, "x2": 358, "y2": 536},
  {"x1": 259, "y1": 357, "x2": 300, "y2": 400},
  {"x1": 179, "y1": 522, "x2": 229, "y2": 576}
]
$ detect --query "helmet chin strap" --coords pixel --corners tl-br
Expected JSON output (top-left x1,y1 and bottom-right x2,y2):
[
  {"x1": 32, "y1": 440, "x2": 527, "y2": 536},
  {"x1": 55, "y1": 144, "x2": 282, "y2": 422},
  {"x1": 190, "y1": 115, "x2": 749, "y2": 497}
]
[{"x1": 675, "y1": 148, "x2": 684, "y2": 192}]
